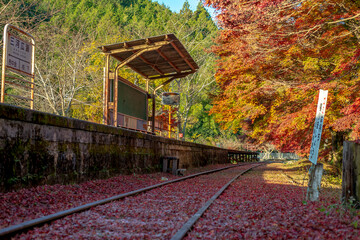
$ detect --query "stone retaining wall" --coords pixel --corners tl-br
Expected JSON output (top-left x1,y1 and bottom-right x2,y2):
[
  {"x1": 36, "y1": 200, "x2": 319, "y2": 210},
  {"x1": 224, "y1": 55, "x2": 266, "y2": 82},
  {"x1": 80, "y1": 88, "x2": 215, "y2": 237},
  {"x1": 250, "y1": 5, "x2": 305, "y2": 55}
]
[{"x1": 0, "y1": 104, "x2": 228, "y2": 192}]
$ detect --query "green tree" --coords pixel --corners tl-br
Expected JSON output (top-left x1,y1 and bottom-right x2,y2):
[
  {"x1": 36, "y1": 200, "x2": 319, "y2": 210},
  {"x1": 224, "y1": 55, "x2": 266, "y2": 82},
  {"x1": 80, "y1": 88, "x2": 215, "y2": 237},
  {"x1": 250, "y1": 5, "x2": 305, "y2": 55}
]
[{"x1": 2, "y1": 0, "x2": 226, "y2": 145}]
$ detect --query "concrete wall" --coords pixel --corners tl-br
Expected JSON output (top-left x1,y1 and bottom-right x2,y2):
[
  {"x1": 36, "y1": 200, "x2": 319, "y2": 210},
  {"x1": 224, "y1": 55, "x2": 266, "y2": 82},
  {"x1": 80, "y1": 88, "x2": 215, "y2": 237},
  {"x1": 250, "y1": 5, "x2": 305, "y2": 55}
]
[{"x1": 0, "y1": 104, "x2": 228, "y2": 192}]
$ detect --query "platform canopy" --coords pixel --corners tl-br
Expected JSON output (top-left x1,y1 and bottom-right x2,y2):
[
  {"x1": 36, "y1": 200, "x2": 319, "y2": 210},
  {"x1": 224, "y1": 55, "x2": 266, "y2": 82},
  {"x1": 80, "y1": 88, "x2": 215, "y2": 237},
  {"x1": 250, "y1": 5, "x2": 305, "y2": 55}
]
[{"x1": 98, "y1": 34, "x2": 199, "y2": 80}]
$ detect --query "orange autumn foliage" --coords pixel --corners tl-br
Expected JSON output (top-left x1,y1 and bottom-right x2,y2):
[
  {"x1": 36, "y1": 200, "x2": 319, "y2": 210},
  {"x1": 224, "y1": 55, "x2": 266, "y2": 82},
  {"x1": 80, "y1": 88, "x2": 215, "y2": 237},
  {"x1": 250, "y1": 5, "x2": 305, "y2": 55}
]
[{"x1": 204, "y1": 0, "x2": 360, "y2": 158}]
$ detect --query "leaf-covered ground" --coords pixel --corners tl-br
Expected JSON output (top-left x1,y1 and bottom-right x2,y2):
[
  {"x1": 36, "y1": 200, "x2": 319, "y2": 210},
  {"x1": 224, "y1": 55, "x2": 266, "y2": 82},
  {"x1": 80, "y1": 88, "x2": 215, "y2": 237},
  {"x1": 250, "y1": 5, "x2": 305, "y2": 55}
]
[
  {"x1": 0, "y1": 164, "x2": 231, "y2": 229},
  {"x1": 186, "y1": 164, "x2": 360, "y2": 239},
  {"x1": 12, "y1": 164, "x2": 255, "y2": 239},
  {"x1": 2, "y1": 162, "x2": 359, "y2": 239}
]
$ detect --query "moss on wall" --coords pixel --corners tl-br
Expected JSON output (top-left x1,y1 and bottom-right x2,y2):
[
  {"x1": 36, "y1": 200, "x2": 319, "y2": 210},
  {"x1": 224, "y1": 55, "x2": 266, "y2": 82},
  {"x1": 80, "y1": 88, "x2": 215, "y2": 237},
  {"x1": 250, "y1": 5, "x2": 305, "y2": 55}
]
[{"x1": 0, "y1": 103, "x2": 229, "y2": 192}]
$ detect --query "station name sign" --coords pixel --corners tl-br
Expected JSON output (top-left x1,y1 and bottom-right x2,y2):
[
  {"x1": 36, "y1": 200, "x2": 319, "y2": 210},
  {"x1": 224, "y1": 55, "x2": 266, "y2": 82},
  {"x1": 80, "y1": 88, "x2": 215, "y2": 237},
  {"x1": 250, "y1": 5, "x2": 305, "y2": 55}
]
[
  {"x1": 162, "y1": 92, "x2": 180, "y2": 106},
  {"x1": 309, "y1": 89, "x2": 328, "y2": 165},
  {"x1": 6, "y1": 33, "x2": 33, "y2": 75}
]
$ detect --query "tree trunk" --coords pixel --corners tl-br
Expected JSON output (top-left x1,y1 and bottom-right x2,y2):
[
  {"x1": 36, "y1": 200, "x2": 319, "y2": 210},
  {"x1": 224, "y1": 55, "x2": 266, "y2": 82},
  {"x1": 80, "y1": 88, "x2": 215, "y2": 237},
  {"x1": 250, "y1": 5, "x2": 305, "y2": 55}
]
[
  {"x1": 306, "y1": 163, "x2": 323, "y2": 201},
  {"x1": 342, "y1": 141, "x2": 360, "y2": 207}
]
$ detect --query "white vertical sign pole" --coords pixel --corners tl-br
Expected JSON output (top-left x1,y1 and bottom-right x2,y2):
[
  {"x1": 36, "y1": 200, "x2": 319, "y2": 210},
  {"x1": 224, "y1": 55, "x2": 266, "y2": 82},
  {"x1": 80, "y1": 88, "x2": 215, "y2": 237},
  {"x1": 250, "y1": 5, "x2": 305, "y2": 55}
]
[{"x1": 308, "y1": 89, "x2": 328, "y2": 164}]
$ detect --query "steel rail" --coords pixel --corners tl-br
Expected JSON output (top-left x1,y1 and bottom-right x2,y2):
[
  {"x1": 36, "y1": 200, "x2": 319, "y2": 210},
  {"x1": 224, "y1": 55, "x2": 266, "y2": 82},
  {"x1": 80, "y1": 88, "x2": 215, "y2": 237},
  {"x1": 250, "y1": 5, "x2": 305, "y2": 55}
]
[
  {"x1": 0, "y1": 162, "x2": 257, "y2": 238},
  {"x1": 171, "y1": 163, "x2": 265, "y2": 240}
]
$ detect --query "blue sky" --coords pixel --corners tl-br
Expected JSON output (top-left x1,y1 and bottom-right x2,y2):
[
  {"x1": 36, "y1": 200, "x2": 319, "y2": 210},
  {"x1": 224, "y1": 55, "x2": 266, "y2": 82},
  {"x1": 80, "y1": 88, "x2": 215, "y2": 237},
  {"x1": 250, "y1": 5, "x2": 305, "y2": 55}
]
[{"x1": 152, "y1": 0, "x2": 216, "y2": 17}]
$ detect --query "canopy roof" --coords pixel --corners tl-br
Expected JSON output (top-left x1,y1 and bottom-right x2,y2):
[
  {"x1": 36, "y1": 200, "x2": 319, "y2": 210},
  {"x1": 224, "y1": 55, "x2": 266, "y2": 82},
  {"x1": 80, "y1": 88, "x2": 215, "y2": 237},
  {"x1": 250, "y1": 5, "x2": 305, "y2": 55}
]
[{"x1": 98, "y1": 34, "x2": 198, "y2": 80}]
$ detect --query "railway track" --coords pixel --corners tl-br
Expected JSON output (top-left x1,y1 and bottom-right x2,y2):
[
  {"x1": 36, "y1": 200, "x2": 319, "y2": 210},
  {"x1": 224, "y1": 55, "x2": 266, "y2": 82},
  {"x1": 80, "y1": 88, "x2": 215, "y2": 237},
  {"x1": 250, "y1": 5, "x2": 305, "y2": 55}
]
[
  {"x1": 171, "y1": 163, "x2": 261, "y2": 240},
  {"x1": 1, "y1": 162, "x2": 264, "y2": 239}
]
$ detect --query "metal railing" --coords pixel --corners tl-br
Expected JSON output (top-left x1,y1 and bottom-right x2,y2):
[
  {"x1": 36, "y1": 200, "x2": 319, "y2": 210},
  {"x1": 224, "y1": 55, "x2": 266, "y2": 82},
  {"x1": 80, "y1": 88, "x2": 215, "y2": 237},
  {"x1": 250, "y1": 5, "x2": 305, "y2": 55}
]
[{"x1": 228, "y1": 150, "x2": 259, "y2": 162}]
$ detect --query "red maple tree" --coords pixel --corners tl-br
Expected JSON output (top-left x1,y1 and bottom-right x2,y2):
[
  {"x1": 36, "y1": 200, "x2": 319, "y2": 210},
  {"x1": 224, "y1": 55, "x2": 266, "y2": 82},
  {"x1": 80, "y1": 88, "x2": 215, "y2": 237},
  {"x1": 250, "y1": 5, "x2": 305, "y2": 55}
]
[{"x1": 204, "y1": 0, "x2": 360, "y2": 159}]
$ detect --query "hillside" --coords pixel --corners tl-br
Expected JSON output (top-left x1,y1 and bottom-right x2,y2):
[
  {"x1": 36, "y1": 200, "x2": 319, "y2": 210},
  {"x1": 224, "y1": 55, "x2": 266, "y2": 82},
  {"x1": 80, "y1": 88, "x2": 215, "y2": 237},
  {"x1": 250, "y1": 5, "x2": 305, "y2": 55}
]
[{"x1": 1, "y1": 0, "x2": 237, "y2": 145}]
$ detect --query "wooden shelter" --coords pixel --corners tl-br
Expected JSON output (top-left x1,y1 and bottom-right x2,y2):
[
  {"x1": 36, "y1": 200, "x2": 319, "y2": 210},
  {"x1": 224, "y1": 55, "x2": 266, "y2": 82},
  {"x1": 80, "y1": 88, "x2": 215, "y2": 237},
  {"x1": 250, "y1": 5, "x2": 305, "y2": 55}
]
[{"x1": 98, "y1": 34, "x2": 198, "y2": 133}]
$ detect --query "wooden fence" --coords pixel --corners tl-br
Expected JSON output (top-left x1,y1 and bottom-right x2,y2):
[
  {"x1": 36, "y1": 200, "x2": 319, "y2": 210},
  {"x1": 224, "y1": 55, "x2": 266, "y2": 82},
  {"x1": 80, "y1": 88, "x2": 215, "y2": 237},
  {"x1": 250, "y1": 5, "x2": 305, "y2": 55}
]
[{"x1": 342, "y1": 141, "x2": 360, "y2": 207}]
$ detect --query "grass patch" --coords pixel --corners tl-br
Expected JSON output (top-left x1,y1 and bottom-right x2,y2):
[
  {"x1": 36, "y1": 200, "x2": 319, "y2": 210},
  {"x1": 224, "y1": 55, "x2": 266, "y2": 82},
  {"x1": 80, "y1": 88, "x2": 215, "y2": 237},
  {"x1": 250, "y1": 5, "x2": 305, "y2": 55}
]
[{"x1": 279, "y1": 159, "x2": 341, "y2": 189}]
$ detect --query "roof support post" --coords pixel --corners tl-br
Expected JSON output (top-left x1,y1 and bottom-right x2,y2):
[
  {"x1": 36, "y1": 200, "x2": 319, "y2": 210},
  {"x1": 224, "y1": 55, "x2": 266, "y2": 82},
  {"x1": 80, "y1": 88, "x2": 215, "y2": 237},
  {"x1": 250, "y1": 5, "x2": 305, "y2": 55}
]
[
  {"x1": 152, "y1": 93, "x2": 156, "y2": 133},
  {"x1": 103, "y1": 54, "x2": 110, "y2": 125},
  {"x1": 146, "y1": 78, "x2": 149, "y2": 93},
  {"x1": 114, "y1": 67, "x2": 119, "y2": 126}
]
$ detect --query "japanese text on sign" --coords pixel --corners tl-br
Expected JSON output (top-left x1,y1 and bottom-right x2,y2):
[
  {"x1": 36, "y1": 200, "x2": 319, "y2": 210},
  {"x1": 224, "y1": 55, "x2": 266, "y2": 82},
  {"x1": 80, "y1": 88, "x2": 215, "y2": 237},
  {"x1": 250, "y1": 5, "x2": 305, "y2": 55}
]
[
  {"x1": 6, "y1": 34, "x2": 33, "y2": 75},
  {"x1": 309, "y1": 89, "x2": 328, "y2": 164}
]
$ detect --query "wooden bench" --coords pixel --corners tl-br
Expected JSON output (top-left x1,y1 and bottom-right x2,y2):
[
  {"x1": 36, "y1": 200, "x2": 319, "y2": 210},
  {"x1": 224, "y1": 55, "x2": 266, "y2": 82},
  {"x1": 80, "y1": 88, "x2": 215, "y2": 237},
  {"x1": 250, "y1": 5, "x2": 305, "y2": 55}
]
[{"x1": 162, "y1": 156, "x2": 179, "y2": 175}]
